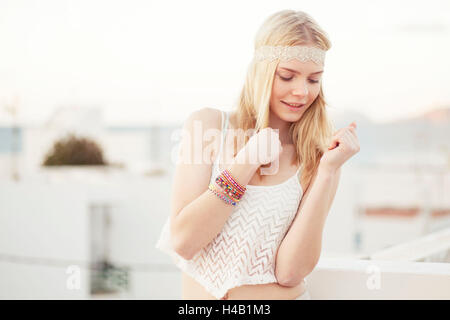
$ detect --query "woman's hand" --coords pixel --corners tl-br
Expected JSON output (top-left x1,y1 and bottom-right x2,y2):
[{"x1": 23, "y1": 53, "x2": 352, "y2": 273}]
[
  {"x1": 319, "y1": 122, "x2": 360, "y2": 173},
  {"x1": 235, "y1": 127, "x2": 283, "y2": 166}
]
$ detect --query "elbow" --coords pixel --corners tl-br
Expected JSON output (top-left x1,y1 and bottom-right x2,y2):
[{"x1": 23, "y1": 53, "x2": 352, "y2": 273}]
[
  {"x1": 171, "y1": 234, "x2": 197, "y2": 260},
  {"x1": 170, "y1": 215, "x2": 196, "y2": 260},
  {"x1": 276, "y1": 261, "x2": 317, "y2": 287},
  {"x1": 277, "y1": 273, "x2": 305, "y2": 288},
  {"x1": 278, "y1": 278, "x2": 301, "y2": 288}
]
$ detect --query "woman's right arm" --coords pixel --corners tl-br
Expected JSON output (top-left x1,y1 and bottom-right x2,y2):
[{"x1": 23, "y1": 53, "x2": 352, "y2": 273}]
[{"x1": 169, "y1": 108, "x2": 261, "y2": 260}]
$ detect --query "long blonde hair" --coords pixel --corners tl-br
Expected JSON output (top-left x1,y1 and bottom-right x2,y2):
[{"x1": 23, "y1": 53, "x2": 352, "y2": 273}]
[{"x1": 232, "y1": 10, "x2": 334, "y2": 187}]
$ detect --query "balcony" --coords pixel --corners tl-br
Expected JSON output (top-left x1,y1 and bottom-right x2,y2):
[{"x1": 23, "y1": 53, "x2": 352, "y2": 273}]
[
  {"x1": 307, "y1": 228, "x2": 450, "y2": 299},
  {"x1": 1, "y1": 168, "x2": 449, "y2": 300}
]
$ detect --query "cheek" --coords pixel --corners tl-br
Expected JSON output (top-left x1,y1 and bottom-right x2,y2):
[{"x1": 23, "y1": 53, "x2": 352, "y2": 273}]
[
  {"x1": 308, "y1": 86, "x2": 321, "y2": 100},
  {"x1": 272, "y1": 81, "x2": 288, "y2": 98}
]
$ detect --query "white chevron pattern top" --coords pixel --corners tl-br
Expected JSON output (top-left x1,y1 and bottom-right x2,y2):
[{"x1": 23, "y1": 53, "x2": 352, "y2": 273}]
[{"x1": 156, "y1": 110, "x2": 303, "y2": 299}]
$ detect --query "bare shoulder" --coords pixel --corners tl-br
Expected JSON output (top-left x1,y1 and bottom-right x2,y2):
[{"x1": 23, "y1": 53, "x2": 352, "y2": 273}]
[
  {"x1": 179, "y1": 107, "x2": 223, "y2": 164},
  {"x1": 184, "y1": 107, "x2": 222, "y2": 131}
]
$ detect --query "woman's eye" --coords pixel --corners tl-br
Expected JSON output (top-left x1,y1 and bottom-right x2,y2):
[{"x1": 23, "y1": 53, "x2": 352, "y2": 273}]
[
  {"x1": 279, "y1": 75, "x2": 293, "y2": 81},
  {"x1": 279, "y1": 74, "x2": 319, "y2": 84}
]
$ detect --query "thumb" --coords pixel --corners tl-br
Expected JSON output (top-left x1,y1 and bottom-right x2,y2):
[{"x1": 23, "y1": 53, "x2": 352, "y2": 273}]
[
  {"x1": 349, "y1": 121, "x2": 357, "y2": 129},
  {"x1": 328, "y1": 136, "x2": 341, "y2": 150}
]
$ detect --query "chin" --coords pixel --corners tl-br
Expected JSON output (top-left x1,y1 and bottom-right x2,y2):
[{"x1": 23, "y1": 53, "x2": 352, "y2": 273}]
[{"x1": 275, "y1": 108, "x2": 306, "y2": 123}]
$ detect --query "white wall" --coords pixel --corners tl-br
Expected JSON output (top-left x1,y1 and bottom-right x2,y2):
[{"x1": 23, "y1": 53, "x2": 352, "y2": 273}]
[{"x1": 0, "y1": 167, "x2": 177, "y2": 299}]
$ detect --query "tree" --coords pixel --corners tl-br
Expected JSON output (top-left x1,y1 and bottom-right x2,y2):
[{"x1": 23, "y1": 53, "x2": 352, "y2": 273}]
[{"x1": 42, "y1": 133, "x2": 107, "y2": 166}]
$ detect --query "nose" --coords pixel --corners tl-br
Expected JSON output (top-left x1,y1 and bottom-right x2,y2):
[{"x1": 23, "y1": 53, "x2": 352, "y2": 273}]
[{"x1": 292, "y1": 81, "x2": 309, "y2": 97}]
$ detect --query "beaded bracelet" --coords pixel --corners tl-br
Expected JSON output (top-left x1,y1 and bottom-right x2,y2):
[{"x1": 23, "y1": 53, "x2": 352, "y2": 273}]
[
  {"x1": 215, "y1": 175, "x2": 244, "y2": 201},
  {"x1": 222, "y1": 169, "x2": 246, "y2": 194},
  {"x1": 216, "y1": 170, "x2": 246, "y2": 201},
  {"x1": 208, "y1": 183, "x2": 237, "y2": 206}
]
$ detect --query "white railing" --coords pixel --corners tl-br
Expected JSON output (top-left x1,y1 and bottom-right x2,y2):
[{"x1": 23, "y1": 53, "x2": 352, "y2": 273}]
[
  {"x1": 307, "y1": 227, "x2": 450, "y2": 299},
  {"x1": 369, "y1": 227, "x2": 450, "y2": 262},
  {"x1": 307, "y1": 257, "x2": 450, "y2": 299}
]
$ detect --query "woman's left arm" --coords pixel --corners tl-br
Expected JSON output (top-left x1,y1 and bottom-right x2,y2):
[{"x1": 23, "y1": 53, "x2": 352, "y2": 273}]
[{"x1": 275, "y1": 122, "x2": 360, "y2": 287}]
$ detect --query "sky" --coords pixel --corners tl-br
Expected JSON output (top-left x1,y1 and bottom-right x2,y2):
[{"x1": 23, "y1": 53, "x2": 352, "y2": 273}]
[{"x1": 1, "y1": 0, "x2": 450, "y2": 126}]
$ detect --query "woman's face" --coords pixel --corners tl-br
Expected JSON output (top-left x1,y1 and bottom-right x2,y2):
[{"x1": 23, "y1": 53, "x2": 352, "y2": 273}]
[{"x1": 269, "y1": 59, "x2": 324, "y2": 123}]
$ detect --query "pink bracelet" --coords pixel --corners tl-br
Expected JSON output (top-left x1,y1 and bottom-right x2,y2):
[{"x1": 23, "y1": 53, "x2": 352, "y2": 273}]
[
  {"x1": 222, "y1": 169, "x2": 246, "y2": 193},
  {"x1": 215, "y1": 175, "x2": 244, "y2": 201}
]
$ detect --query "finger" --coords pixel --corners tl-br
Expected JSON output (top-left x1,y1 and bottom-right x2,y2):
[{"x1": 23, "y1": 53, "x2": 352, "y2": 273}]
[
  {"x1": 347, "y1": 127, "x2": 358, "y2": 141},
  {"x1": 329, "y1": 127, "x2": 348, "y2": 149},
  {"x1": 328, "y1": 131, "x2": 345, "y2": 150},
  {"x1": 345, "y1": 128, "x2": 359, "y2": 146},
  {"x1": 339, "y1": 132, "x2": 354, "y2": 153},
  {"x1": 344, "y1": 131, "x2": 359, "y2": 151},
  {"x1": 333, "y1": 127, "x2": 346, "y2": 136},
  {"x1": 331, "y1": 131, "x2": 354, "y2": 152},
  {"x1": 334, "y1": 124, "x2": 355, "y2": 139},
  {"x1": 328, "y1": 137, "x2": 340, "y2": 150},
  {"x1": 332, "y1": 125, "x2": 352, "y2": 148}
]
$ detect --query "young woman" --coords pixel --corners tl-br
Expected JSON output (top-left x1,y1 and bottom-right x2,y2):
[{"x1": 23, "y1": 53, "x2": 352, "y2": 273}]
[{"x1": 156, "y1": 9, "x2": 360, "y2": 300}]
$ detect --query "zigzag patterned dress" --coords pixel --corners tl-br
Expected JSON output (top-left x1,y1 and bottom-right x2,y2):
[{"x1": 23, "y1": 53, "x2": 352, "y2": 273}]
[{"x1": 156, "y1": 110, "x2": 304, "y2": 299}]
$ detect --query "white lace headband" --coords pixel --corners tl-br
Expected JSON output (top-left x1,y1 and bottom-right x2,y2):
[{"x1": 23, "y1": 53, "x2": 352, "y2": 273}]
[{"x1": 254, "y1": 45, "x2": 326, "y2": 66}]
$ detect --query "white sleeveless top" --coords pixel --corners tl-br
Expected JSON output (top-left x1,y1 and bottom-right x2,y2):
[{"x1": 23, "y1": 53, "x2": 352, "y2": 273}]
[{"x1": 155, "y1": 110, "x2": 304, "y2": 299}]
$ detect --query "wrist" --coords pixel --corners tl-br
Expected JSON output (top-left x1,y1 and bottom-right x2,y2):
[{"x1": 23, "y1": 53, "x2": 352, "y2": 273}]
[
  {"x1": 318, "y1": 162, "x2": 339, "y2": 177},
  {"x1": 233, "y1": 151, "x2": 261, "y2": 171},
  {"x1": 224, "y1": 156, "x2": 259, "y2": 187}
]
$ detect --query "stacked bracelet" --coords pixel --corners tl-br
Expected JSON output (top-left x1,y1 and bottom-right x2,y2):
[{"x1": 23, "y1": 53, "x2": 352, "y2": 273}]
[
  {"x1": 215, "y1": 175, "x2": 244, "y2": 201},
  {"x1": 222, "y1": 169, "x2": 246, "y2": 194},
  {"x1": 208, "y1": 169, "x2": 247, "y2": 206},
  {"x1": 209, "y1": 183, "x2": 237, "y2": 206}
]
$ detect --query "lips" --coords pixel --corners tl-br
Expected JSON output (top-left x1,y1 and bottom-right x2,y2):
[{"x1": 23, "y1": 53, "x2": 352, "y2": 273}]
[{"x1": 281, "y1": 101, "x2": 305, "y2": 108}]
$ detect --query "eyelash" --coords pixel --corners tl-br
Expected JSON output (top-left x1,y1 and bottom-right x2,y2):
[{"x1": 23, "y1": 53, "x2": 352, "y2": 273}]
[{"x1": 279, "y1": 76, "x2": 319, "y2": 84}]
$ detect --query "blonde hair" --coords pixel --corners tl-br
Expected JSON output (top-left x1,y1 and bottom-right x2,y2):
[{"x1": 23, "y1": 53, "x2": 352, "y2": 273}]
[{"x1": 232, "y1": 10, "x2": 334, "y2": 188}]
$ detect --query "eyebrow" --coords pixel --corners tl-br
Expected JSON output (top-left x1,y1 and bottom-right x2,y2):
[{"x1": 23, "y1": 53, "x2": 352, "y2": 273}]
[{"x1": 279, "y1": 67, "x2": 324, "y2": 75}]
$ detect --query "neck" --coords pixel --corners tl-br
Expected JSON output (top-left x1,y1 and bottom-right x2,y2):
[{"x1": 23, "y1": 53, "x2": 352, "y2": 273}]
[{"x1": 268, "y1": 110, "x2": 293, "y2": 145}]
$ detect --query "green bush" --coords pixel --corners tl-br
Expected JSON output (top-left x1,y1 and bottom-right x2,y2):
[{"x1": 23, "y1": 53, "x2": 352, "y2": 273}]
[{"x1": 42, "y1": 133, "x2": 107, "y2": 166}]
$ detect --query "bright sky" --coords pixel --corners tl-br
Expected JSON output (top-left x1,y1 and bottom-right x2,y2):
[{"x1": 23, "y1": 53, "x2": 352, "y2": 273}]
[{"x1": 1, "y1": 0, "x2": 450, "y2": 126}]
